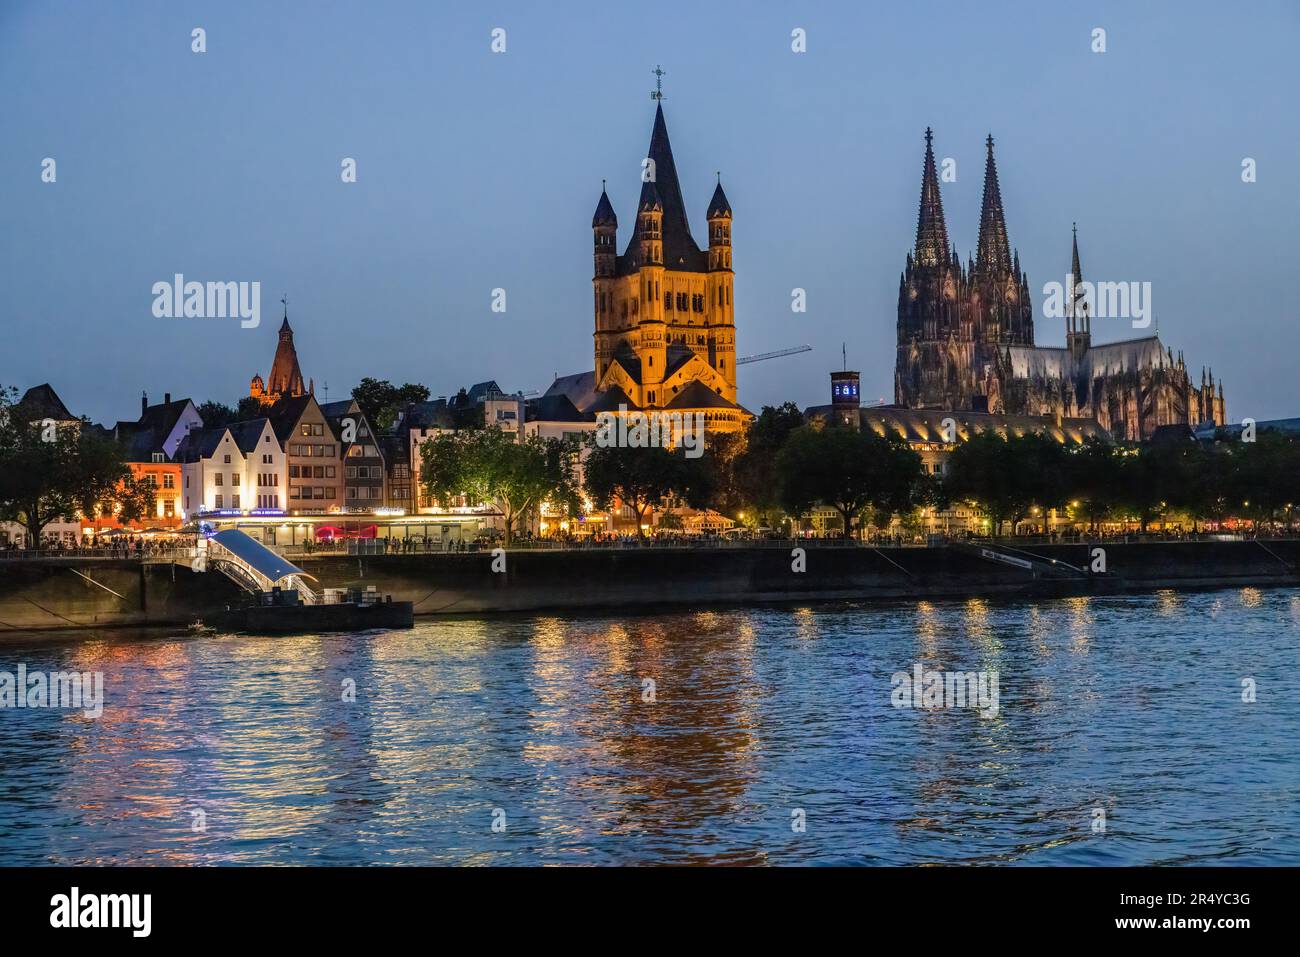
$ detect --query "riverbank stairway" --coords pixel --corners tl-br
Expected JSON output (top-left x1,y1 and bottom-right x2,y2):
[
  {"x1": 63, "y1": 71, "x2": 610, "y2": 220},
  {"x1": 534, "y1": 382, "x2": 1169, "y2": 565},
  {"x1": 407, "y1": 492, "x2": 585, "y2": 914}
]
[{"x1": 956, "y1": 541, "x2": 1091, "y2": 580}]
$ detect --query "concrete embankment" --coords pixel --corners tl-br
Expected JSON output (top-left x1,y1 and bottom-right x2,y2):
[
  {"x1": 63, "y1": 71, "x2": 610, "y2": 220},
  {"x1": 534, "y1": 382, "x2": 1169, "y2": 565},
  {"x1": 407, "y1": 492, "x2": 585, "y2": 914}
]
[{"x1": 1, "y1": 540, "x2": 1297, "y2": 633}]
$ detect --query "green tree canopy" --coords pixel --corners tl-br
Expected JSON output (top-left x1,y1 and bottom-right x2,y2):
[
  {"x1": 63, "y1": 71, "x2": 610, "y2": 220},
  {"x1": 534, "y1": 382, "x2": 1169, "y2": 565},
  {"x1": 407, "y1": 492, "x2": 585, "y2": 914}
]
[
  {"x1": 582, "y1": 443, "x2": 712, "y2": 537},
  {"x1": 419, "y1": 428, "x2": 575, "y2": 545},
  {"x1": 943, "y1": 431, "x2": 1068, "y2": 536},
  {"x1": 352, "y1": 378, "x2": 430, "y2": 432},
  {"x1": 774, "y1": 424, "x2": 924, "y2": 539},
  {"x1": 0, "y1": 388, "x2": 151, "y2": 545}
]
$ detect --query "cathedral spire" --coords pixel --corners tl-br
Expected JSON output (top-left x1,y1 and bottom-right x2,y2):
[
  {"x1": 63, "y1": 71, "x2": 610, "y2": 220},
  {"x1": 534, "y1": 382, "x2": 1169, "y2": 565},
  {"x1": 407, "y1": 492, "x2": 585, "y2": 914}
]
[
  {"x1": 913, "y1": 128, "x2": 950, "y2": 268},
  {"x1": 976, "y1": 134, "x2": 1012, "y2": 276}
]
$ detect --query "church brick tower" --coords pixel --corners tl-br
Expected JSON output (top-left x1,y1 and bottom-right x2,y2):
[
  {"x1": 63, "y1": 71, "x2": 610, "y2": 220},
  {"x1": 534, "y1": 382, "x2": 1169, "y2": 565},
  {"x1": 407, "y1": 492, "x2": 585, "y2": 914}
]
[{"x1": 252, "y1": 306, "x2": 309, "y2": 407}]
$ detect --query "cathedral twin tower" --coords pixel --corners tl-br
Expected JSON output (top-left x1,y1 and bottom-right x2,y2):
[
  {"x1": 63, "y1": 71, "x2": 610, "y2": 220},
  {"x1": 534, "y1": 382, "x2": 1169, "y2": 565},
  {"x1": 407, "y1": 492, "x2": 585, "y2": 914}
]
[{"x1": 896, "y1": 128, "x2": 1225, "y2": 439}]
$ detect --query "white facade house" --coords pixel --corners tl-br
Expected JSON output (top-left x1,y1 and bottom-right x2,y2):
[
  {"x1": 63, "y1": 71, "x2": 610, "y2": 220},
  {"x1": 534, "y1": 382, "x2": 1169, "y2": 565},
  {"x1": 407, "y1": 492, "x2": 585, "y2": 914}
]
[
  {"x1": 179, "y1": 427, "x2": 246, "y2": 517},
  {"x1": 178, "y1": 418, "x2": 286, "y2": 518}
]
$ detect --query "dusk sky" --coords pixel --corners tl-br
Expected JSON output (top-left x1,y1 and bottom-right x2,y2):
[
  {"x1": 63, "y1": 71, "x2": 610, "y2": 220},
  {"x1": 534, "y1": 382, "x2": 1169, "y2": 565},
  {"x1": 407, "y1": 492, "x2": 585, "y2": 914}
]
[{"x1": 2, "y1": 0, "x2": 1296, "y2": 424}]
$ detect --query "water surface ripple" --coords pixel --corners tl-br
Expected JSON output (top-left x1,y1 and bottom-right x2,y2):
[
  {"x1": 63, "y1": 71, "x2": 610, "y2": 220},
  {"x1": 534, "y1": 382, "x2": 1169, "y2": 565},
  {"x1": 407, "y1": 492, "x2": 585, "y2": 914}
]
[{"x1": 1, "y1": 589, "x2": 1297, "y2": 865}]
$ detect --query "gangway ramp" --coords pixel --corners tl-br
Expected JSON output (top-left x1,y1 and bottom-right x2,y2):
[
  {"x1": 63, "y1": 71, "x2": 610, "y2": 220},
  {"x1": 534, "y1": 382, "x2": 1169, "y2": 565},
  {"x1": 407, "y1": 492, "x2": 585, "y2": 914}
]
[{"x1": 204, "y1": 530, "x2": 319, "y2": 604}]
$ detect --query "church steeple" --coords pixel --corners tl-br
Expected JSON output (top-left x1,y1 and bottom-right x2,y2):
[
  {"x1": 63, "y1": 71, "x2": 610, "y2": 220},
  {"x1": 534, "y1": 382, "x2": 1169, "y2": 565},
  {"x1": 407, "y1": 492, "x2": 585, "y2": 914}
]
[
  {"x1": 624, "y1": 101, "x2": 703, "y2": 270},
  {"x1": 1066, "y1": 222, "x2": 1091, "y2": 360},
  {"x1": 976, "y1": 134, "x2": 1012, "y2": 276},
  {"x1": 913, "y1": 127, "x2": 950, "y2": 268},
  {"x1": 262, "y1": 302, "x2": 305, "y2": 402}
]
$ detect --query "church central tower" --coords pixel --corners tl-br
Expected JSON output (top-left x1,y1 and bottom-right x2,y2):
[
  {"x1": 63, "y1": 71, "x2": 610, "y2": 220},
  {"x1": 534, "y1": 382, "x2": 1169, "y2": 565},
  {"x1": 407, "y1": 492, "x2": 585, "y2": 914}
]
[{"x1": 590, "y1": 97, "x2": 738, "y2": 413}]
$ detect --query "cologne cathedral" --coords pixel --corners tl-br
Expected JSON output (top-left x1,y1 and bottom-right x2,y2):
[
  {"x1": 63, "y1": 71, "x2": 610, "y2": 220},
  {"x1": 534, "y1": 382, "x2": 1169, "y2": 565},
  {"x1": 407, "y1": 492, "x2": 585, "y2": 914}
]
[{"x1": 895, "y1": 129, "x2": 1226, "y2": 441}]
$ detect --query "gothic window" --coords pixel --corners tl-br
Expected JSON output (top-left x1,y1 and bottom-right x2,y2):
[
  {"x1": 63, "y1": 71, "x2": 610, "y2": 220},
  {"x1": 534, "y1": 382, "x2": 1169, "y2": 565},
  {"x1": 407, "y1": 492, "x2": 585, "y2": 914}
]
[{"x1": 665, "y1": 292, "x2": 672, "y2": 311}]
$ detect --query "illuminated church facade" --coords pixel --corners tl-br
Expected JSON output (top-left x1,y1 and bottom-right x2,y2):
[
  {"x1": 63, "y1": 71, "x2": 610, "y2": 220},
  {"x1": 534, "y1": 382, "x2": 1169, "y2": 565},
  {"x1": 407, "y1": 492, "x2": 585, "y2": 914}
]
[
  {"x1": 896, "y1": 130, "x2": 1227, "y2": 441},
  {"x1": 545, "y1": 94, "x2": 750, "y2": 436}
]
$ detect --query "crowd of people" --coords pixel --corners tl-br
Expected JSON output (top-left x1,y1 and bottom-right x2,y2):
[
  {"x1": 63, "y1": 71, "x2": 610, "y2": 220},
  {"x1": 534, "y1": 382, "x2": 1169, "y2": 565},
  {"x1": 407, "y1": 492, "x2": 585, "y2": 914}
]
[{"x1": 0, "y1": 535, "x2": 200, "y2": 558}]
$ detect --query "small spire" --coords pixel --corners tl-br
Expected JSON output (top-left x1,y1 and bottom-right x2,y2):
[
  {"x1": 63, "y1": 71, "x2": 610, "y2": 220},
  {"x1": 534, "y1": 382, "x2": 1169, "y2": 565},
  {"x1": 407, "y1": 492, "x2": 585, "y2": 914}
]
[
  {"x1": 592, "y1": 182, "x2": 617, "y2": 227},
  {"x1": 707, "y1": 178, "x2": 732, "y2": 218}
]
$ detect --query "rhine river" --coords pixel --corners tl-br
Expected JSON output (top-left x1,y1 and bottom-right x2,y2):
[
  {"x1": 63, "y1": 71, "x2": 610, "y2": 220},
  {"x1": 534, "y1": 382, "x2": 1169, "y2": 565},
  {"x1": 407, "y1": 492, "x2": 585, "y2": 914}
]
[{"x1": 1, "y1": 588, "x2": 1297, "y2": 866}]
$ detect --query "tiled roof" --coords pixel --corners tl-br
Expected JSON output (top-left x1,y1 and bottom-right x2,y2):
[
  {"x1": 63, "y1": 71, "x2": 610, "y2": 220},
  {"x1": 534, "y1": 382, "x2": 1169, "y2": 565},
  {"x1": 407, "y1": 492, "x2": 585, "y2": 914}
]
[{"x1": 663, "y1": 380, "x2": 743, "y2": 411}]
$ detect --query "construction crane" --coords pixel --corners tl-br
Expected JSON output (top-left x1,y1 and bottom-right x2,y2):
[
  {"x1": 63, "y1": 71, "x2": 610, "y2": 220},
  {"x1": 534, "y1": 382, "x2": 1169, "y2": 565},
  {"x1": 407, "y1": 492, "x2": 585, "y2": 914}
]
[{"x1": 736, "y1": 344, "x2": 812, "y2": 366}]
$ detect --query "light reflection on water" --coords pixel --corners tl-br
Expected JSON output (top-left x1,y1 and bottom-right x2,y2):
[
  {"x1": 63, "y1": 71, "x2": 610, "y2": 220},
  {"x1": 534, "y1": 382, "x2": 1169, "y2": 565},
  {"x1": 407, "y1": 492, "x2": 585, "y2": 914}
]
[{"x1": 1, "y1": 588, "x2": 1297, "y2": 866}]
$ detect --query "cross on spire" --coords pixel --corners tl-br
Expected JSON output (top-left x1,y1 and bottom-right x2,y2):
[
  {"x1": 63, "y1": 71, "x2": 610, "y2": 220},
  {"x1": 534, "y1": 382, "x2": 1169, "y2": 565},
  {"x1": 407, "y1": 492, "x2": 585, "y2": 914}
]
[
  {"x1": 650, "y1": 65, "x2": 666, "y2": 101},
  {"x1": 281, "y1": 294, "x2": 288, "y2": 319}
]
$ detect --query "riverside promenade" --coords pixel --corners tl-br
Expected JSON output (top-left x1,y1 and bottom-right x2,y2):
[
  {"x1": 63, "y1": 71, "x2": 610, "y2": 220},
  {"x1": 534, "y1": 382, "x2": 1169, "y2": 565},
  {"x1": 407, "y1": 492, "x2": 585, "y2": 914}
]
[{"x1": 0, "y1": 537, "x2": 1297, "y2": 633}]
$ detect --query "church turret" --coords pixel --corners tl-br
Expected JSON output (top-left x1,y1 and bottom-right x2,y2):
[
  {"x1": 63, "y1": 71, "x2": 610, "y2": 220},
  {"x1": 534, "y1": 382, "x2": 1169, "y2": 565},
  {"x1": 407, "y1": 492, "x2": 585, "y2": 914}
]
[
  {"x1": 637, "y1": 179, "x2": 664, "y2": 267},
  {"x1": 707, "y1": 176, "x2": 732, "y2": 271},
  {"x1": 592, "y1": 182, "x2": 617, "y2": 278}
]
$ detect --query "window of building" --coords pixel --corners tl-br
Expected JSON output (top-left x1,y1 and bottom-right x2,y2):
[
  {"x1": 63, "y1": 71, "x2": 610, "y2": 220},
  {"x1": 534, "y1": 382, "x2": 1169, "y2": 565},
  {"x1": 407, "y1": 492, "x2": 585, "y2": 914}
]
[
  {"x1": 163, "y1": 474, "x2": 174, "y2": 489},
  {"x1": 152, "y1": 452, "x2": 165, "y2": 463},
  {"x1": 214, "y1": 474, "x2": 223, "y2": 486},
  {"x1": 232, "y1": 494, "x2": 240, "y2": 509},
  {"x1": 325, "y1": 466, "x2": 335, "y2": 478},
  {"x1": 223, "y1": 454, "x2": 231, "y2": 464},
  {"x1": 215, "y1": 494, "x2": 223, "y2": 508}
]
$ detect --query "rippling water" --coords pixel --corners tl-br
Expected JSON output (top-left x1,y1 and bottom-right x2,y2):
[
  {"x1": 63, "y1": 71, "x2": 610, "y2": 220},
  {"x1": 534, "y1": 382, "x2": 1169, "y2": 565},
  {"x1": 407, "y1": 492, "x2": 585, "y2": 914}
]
[{"x1": 1, "y1": 588, "x2": 1298, "y2": 865}]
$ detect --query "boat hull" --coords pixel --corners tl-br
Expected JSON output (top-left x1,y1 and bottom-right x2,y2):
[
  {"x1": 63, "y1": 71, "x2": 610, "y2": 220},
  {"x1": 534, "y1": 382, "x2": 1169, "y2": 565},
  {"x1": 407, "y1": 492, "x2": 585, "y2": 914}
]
[{"x1": 200, "y1": 601, "x2": 415, "y2": 635}]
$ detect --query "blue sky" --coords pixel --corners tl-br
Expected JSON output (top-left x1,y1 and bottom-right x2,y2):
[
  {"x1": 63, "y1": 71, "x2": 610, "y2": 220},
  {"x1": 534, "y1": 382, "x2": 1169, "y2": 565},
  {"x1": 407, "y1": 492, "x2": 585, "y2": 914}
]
[{"x1": 2, "y1": 0, "x2": 1296, "y2": 423}]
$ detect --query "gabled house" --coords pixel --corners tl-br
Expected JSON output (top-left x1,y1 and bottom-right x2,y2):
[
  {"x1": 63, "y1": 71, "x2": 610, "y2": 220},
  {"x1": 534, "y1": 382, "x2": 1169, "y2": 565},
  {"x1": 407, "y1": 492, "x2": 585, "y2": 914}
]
[
  {"x1": 176, "y1": 426, "x2": 244, "y2": 516},
  {"x1": 266, "y1": 393, "x2": 343, "y2": 515},
  {"x1": 229, "y1": 418, "x2": 284, "y2": 511},
  {"x1": 320, "y1": 399, "x2": 386, "y2": 510},
  {"x1": 175, "y1": 417, "x2": 283, "y2": 519}
]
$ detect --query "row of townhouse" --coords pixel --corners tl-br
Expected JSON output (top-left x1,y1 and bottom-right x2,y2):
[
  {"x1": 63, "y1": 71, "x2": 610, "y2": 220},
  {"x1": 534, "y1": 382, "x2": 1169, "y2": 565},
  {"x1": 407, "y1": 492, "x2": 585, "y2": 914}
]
[
  {"x1": 3, "y1": 372, "x2": 603, "y2": 545},
  {"x1": 175, "y1": 394, "x2": 387, "y2": 519}
]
